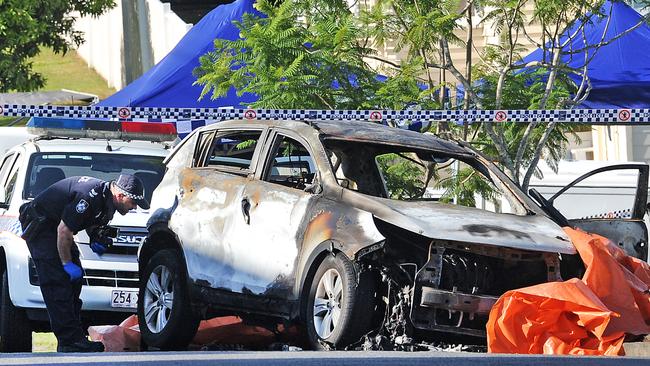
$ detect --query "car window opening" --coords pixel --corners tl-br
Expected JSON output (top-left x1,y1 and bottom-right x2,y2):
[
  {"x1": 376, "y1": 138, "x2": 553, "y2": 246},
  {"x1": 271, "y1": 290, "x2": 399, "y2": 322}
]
[
  {"x1": 323, "y1": 139, "x2": 527, "y2": 215},
  {"x1": 24, "y1": 153, "x2": 165, "y2": 201},
  {"x1": 265, "y1": 135, "x2": 315, "y2": 190}
]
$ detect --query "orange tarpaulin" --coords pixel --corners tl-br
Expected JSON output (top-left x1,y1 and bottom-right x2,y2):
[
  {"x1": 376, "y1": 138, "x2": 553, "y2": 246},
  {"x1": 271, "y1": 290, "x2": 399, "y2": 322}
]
[{"x1": 487, "y1": 227, "x2": 650, "y2": 355}]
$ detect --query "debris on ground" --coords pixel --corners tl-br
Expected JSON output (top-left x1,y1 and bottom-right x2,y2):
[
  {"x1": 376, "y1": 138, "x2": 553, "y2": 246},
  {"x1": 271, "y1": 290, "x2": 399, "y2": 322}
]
[
  {"x1": 89, "y1": 315, "x2": 304, "y2": 352},
  {"x1": 487, "y1": 227, "x2": 650, "y2": 355}
]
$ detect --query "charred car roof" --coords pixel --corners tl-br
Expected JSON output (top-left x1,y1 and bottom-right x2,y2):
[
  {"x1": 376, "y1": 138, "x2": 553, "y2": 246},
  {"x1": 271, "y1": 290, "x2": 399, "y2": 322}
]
[
  {"x1": 204, "y1": 119, "x2": 472, "y2": 156},
  {"x1": 311, "y1": 120, "x2": 470, "y2": 155}
]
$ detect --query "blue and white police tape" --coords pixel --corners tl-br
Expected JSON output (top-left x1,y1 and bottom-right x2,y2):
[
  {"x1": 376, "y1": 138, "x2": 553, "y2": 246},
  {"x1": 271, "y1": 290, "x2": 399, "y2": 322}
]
[{"x1": 2, "y1": 104, "x2": 650, "y2": 126}]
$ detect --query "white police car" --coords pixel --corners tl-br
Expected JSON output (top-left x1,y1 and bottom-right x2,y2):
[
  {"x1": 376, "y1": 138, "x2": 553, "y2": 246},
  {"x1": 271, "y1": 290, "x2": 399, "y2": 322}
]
[{"x1": 0, "y1": 118, "x2": 175, "y2": 352}]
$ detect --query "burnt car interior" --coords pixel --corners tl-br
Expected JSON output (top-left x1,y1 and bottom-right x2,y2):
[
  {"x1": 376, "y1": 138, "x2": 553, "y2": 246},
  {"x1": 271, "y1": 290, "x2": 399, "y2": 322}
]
[
  {"x1": 323, "y1": 138, "x2": 525, "y2": 215},
  {"x1": 195, "y1": 130, "x2": 263, "y2": 175},
  {"x1": 264, "y1": 135, "x2": 315, "y2": 190}
]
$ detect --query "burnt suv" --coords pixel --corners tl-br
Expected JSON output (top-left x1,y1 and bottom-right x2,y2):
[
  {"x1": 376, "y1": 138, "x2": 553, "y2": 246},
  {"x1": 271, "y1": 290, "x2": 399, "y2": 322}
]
[{"x1": 137, "y1": 119, "x2": 648, "y2": 350}]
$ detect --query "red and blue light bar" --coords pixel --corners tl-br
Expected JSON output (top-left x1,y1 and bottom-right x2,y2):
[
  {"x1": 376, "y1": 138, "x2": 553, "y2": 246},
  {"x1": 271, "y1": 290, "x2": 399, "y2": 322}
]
[{"x1": 27, "y1": 117, "x2": 177, "y2": 142}]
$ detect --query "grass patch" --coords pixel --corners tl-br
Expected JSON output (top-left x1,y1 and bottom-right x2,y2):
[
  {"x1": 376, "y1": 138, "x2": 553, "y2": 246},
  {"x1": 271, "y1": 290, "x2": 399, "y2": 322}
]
[
  {"x1": 33, "y1": 332, "x2": 56, "y2": 353},
  {"x1": 0, "y1": 117, "x2": 27, "y2": 126},
  {"x1": 31, "y1": 48, "x2": 116, "y2": 100},
  {"x1": 2, "y1": 48, "x2": 117, "y2": 126}
]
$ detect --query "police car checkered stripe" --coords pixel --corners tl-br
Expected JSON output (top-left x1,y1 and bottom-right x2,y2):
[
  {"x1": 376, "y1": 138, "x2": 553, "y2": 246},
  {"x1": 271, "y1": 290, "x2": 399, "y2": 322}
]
[{"x1": 3, "y1": 104, "x2": 650, "y2": 126}]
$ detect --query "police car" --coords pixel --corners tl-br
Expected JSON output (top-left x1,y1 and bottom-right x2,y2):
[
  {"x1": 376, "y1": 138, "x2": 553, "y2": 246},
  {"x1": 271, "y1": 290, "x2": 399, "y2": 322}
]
[{"x1": 0, "y1": 118, "x2": 175, "y2": 352}]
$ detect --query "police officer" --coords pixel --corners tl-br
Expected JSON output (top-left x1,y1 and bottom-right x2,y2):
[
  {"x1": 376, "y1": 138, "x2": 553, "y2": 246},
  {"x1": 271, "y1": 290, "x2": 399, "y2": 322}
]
[{"x1": 19, "y1": 174, "x2": 149, "y2": 353}]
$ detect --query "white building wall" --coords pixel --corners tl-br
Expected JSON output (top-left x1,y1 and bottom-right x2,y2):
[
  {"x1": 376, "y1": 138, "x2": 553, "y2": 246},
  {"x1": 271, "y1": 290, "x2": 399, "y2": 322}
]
[
  {"x1": 629, "y1": 125, "x2": 650, "y2": 164},
  {"x1": 592, "y1": 126, "x2": 632, "y2": 161},
  {"x1": 75, "y1": 2, "x2": 124, "y2": 90},
  {"x1": 74, "y1": 0, "x2": 192, "y2": 90}
]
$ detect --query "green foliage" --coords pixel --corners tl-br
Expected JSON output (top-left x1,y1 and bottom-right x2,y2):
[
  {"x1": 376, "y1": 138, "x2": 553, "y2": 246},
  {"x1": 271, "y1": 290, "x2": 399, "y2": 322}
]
[
  {"x1": 195, "y1": 0, "x2": 380, "y2": 109},
  {"x1": 436, "y1": 165, "x2": 497, "y2": 207},
  {"x1": 194, "y1": 0, "x2": 446, "y2": 111},
  {"x1": 376, "y1": 153, "x2": 428, "y2": 200},
  {"x1": 471, "y1": 52, "x2": 584, "y2": 179},
  {"x1": 236, "y1": 139, "x2": 257, "y2": 150},
  {"x1": 194, "y1": 0, "x2": 637, "y2": 201},
  {"x1": 0, "y1": 0, "x2": 115, "y2": 92}
]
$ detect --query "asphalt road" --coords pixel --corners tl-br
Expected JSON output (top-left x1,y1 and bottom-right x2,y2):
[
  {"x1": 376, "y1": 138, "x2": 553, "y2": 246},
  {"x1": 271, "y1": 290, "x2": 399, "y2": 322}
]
[{"x1": 0, "y1": 351, "x2": 649, "y2": 366}]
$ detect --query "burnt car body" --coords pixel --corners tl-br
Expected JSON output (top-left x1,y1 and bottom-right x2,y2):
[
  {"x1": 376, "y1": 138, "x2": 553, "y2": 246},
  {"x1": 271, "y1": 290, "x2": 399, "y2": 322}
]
[{"x1": 137, "y1": 119, "x2": 648, "y2": 350}]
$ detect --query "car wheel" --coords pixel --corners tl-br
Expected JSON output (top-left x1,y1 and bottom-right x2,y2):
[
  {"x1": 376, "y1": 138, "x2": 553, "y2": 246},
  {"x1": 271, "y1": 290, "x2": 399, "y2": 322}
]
[
  {"x1": 305, "y1": 252, "x2": 377, "y2": 350},
  {"x1": 0, "y1": 268, "x2": 31, "y2": 352},
  {"x1": 138, "y1": 249, "x2": 198, "y2": 350}
]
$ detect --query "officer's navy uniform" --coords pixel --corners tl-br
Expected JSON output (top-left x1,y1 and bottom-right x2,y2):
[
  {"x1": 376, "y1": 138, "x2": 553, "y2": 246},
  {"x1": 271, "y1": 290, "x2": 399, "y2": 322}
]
[{"x1": 25, "y1": 176, "x2": 116, "y2": 346}]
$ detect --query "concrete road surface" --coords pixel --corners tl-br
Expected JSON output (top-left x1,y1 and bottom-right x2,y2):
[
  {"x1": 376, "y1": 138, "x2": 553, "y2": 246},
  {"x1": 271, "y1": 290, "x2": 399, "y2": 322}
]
[{"x1": 0, "y1": 351, "x2": 648, "y2": 366}]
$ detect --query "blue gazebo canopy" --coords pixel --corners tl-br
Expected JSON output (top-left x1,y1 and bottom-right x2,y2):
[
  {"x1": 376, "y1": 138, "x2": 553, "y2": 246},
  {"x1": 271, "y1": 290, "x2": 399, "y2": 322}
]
[
  {"x1": 99, "y1": 0, "x2": 259, "y2": 108},
  {"x1": 522, "y1": 1, "x2": 650, "y2": 109}
]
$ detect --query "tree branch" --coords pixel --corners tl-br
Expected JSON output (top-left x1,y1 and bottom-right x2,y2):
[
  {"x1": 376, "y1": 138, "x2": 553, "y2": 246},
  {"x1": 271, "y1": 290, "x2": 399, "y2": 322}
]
[
  {"x1": 364, "y1": 54, "x2": 403, "y2": 68},
  {"x1": 564, "y1": 18, "x2": 646, "y2": 55},
  {"x1": 438, "y1": 39, "x2": 484, "y2": 109},
  {"x1": 522, "y1": 121, "x2": 557, "y2": 191},
  {"x1": 483, "y1": 122, "x2": 517, "y2": 180}
]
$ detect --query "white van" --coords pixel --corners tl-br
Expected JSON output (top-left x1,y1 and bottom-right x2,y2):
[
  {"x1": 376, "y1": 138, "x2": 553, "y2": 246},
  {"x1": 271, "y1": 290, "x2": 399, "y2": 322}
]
[{"x1": 527, "y1": 160, "x2": 648, "y2": 261}]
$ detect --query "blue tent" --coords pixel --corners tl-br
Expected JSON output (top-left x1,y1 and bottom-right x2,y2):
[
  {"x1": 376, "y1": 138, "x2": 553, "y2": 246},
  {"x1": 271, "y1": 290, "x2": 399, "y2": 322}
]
[
  {"x1": 522, "y1": 1, "x2": 650, "y2": 109},
  {"x1": 99, "y1": 0, "x2": 260, "y2": 108}
]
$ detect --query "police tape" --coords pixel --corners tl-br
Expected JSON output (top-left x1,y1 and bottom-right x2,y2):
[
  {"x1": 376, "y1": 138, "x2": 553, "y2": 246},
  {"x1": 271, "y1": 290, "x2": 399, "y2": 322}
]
[{"x1": 2, "y1": 104, "x2": 650, "y2": 125}]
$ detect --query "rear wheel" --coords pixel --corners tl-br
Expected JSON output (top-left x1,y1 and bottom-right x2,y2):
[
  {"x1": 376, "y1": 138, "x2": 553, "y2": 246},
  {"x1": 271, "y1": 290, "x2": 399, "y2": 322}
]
[
  {"x1": 0, "y1": 268, "x2": 31, "y2": 352},
  {"x1": 305, "y1": 252, "x2": 377, "y2": 350},
  {"x1": 138, "y1": 249, "x2": 198, "y2": 350}
]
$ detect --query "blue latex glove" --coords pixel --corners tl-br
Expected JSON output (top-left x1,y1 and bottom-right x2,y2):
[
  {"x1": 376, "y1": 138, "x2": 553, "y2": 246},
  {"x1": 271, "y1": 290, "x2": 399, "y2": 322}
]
[
  {"x1": 63, "y1": 262, "x2": 83, "y2": 283},
  {"x1": 90, "y1": 241, "x2": 108, "y2": 256}
]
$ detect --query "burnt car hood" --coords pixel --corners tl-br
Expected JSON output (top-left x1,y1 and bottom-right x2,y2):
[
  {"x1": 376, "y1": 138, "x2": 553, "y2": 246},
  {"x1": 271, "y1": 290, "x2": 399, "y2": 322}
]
[{"x1": 370, "y1": 198, "x2": 576, "y2": 254}]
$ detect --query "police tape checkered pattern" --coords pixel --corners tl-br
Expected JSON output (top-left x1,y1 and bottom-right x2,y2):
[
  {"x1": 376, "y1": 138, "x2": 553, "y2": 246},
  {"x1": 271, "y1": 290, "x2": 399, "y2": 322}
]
[
  {"x1": 3, "y1": 104, "x2": 650, "y2": 135},
  {"x1": 581, "y1": 208, "x2": 633, "y2": 220}
]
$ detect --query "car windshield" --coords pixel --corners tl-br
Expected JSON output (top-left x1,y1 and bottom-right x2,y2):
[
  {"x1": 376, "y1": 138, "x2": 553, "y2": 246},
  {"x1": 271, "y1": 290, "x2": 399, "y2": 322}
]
[
  {"x1": 24, "y1": 153, "x2": 165, "y2": 201},
  {"x1": 323, "y1": 138, "x2": 528, "y2": 215}
]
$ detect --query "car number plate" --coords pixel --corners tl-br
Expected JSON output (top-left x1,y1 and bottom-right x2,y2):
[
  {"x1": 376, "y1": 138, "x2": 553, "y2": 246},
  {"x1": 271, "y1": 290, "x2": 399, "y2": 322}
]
[{"x1": 111, "y1": 290, "x2": 138, "y2": 308}]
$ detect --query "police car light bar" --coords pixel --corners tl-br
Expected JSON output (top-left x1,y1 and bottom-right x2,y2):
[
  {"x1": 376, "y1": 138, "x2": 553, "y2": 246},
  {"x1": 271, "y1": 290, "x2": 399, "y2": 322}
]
[{"x1": 27, "y1": 117, "x2": 177, "y2": 142}]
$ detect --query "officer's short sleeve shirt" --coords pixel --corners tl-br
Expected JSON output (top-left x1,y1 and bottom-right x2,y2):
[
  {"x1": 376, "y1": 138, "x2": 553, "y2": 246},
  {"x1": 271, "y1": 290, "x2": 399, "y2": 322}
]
[{"x1": 34, "y1": 176, "x2": 116, "y2": 234}]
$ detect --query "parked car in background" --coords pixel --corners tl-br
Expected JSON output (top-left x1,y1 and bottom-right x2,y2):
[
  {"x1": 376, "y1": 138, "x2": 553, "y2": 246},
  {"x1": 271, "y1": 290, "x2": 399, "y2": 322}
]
[
  {"x1": 138, "y1": 119, "x2": 648, "y2": 350},
  {"x1": 0, "y1": 118, "x2": 175, "y2": 352}
]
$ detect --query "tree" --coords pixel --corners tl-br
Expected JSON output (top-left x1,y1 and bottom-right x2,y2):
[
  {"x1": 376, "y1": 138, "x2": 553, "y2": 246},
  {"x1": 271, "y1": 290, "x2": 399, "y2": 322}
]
[
  {"x1": 194, "y1": 0, "x2": 649, "y2": 197},
  {"x1": 0, "y1": 0, "x2": 115, "y2": 92}
]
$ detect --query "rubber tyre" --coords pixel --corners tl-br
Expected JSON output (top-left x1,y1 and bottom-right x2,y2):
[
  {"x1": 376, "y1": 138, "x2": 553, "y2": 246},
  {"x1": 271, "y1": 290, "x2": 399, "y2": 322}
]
[
  {"x1": 0, "y1": 268, "x2": 31, "y2": 352},
  {"x1": 137, "y1": 249, "x2": 199, "y2": 350},
  {"x1": 305, "y1": 252, "x2": 377, "y2": 350}
]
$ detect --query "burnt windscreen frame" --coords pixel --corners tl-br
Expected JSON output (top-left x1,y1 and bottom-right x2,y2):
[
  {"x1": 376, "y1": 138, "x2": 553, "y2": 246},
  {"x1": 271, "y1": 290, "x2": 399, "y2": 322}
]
[{"x1": 23, "y1": 153, "x2": 165, "y2": 201}]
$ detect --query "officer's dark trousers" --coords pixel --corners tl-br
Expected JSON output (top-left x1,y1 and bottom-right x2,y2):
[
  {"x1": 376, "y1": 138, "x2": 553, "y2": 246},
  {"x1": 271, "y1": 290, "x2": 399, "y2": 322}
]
[{"x1": 26, "y1": 223, "x2": 84, "y2": 345}]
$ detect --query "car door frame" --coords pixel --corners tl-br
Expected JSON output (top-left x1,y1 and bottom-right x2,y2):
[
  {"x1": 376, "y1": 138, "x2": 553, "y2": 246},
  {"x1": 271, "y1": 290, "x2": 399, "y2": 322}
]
[
  {"x1": 237, "y1": 127, "x2": 323, "y2": 304},
  {"x1": 177, "y1": 125, "x2": 273, "y2": 298},
  {"x1": 548, "y1": 163, "x2": 649, "y2": 260}
]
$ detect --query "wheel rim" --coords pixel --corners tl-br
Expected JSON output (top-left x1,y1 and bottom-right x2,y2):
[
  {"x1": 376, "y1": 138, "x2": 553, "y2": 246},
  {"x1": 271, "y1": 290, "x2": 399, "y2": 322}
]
[
  {"x1": 313, "y1": 268, "x2": 343, "y2": 339},
  {"x1": 143, "y1": 264, "x2": 174, "y2": 333}
]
